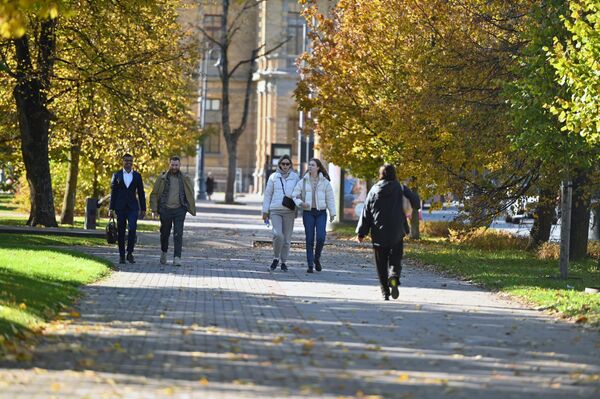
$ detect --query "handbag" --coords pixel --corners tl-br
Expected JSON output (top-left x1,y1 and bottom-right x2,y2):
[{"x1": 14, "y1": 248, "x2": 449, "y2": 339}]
[
  {"x1": 279, "y1": 177, "x2": 296, "y2": 211},
  {"x1": 106, "y1": 216, "x2": 118, "y2": 244}
]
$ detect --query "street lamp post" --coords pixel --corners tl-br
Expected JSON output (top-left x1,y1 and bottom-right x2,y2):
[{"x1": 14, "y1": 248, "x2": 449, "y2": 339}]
[{"x1": 195, "y1": 47, "x2": 212, "y2": 201}]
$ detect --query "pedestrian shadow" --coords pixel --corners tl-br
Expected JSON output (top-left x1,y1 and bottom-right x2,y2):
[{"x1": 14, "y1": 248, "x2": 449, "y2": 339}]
[{"x1": 1, "y1": 284, "x2": 598, "y2": 398}]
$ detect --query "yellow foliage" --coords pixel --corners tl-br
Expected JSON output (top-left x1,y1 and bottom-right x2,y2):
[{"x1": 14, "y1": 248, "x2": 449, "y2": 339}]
[{"x1": 448, "y1": 228, "x2": 529, "y2": 251}]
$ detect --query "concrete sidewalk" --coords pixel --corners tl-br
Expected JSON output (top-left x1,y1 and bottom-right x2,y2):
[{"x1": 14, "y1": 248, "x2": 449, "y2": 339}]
[{"x1": 0, "y1": 201, "x2": 599, "y2": 398}]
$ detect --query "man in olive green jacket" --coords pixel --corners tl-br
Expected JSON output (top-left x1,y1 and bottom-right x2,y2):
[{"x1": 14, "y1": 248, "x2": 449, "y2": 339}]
[{"x1": 149, "y1": 156, "x2": 196, "y2": 266}]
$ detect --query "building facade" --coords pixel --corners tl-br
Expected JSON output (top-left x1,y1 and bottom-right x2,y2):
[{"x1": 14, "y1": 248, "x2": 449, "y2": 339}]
[{"x1": 190, "y1": 1, "x2": 331, "y2": 195}]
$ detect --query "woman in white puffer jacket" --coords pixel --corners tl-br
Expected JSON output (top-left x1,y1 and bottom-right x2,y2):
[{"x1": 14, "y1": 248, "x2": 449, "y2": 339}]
[
  {"x1": 292, "y1": 158, "x2": 336, "y2": 273},
  {"x1": 262, "y1": 155, "x2": 299, "y2": 272}
]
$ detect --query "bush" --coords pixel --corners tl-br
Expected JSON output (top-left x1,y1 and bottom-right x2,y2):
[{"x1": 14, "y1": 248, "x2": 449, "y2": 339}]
[
  {"x1": 420, "y1": 221, "x2": 451, "y2": 238},
  {"x1": 448, "y1": 227, "x2": 529, "y2": 251},
  {"x1": 538, "y1": 241, "x2": 600, "y2": 261}
]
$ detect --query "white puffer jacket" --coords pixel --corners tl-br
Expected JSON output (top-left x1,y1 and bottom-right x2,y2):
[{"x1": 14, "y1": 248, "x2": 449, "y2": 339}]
[
  {"x1": 262, "y1": 169, "x2": 300, "y2": 213},
  {"x1": 292, "y1": 172, "x2": 336, "y2": 217}
]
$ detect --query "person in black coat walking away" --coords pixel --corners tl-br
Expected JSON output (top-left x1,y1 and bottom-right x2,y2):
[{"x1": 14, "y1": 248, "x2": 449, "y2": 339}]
[
  {"x1": 205, "y1": 172, "x2": 215, "y2": 201},
  {"x1": 108, "y1": 153, "x2": 146, "y2": 264},
  {"x1": 356, "y1": 164, "x2": 420, "y2": 300}
]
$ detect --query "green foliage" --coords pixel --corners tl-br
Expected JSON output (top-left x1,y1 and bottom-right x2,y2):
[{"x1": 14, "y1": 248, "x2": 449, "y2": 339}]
[{"x1": 550, "y1": 0, "x2": 600, "y2": 156}]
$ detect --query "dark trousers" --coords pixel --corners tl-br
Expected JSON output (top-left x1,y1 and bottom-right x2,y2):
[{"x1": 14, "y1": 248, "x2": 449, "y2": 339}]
[
  {"x1": 303, "y1": 209, "x2": 327, "y2": 266},
  {"x1": 160, "y1": 206, "x2": 187, "y2": 257},
  {"x1": 373, "y1": 240, "x2": 404, "y2": 290},
  {"x1": 116, "y1": 208, "x2": 138, "y2": 257}
]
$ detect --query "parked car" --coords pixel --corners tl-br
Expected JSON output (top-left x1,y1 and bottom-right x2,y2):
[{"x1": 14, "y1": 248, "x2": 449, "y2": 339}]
[{"x1": 505, "y1": 196, "x2": 559, "y2": 224}]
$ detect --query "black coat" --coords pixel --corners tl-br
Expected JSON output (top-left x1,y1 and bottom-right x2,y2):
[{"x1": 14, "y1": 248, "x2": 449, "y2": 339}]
[
  {"x1": 356, "y1": 180, "x2": 420, "y2": 247},
  {"x1": 109, "y1": 170, "x2": 146, "y2": 212}
]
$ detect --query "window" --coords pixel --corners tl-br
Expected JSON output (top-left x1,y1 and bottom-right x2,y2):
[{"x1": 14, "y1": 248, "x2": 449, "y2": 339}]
[
  {"x1": 205, "y1": 98, "x2": 220, "y2": 111},
  {"x1": 203, "y1": 124, "x2": 221, "y2": 154},
  {"x1": 203, "y1": 14, "x2": 223, "y2": 61},
  {"x1": 287, "y1": 12, "x2": 305, "y2": 67}
]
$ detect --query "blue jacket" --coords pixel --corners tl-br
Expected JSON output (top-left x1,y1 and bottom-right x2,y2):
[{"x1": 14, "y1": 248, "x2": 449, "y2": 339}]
[{"x1": 109, "y1": 170, "x2": 146, "y2": 212}]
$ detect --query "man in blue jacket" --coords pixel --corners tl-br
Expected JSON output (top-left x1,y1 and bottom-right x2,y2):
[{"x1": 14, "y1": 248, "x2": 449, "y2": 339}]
[
  {"x1": 356, "y1": 164, "x2": 420, "y2": 300},
  {"x1": 108, "y1": 154, "x2": 146, "y2": 264}
]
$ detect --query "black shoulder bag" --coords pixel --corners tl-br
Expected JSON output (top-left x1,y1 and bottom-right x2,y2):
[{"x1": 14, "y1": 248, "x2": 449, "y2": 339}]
[
  {"x1": 106, "y1": 216, "x2": 118, "y2": 244},
  {"x1": 279, "y1": 178, "x2": 296, "y2": 211}
]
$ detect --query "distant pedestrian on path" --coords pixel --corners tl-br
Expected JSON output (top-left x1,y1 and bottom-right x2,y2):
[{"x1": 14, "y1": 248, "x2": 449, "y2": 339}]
[
  {"x1": 262, "y1": 155, "x2": 300, "y2": 272},
  {"x1": 149, "y1": 156, "x2": 196, "y2": 266},
  {"x1": 292, "y1": 158, "x2": 336, "y2": 273},
  {"x1": 356, "y1": 164, "x2": 420, "y2": 300},
  {"x1": 205, "y1": 172, "x2": 215, "y2": 201},
  {"x1": 108, "y1": 153, "x2": 146, "y2": 264}
]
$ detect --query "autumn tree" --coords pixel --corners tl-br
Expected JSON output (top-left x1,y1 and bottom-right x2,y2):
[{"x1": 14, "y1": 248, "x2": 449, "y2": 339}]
[
  {"x1": 197, "y1": 0, "x2": 286, "y2": 203},
  {"x1": 297, "y1": 0, "x2": 528, "y2": 222},
  {"x1": 0, "y1": 1, "x2": 199, "y2": 225},
  {"x1": 548, "y1": 0, "x2": 600, "y2": 258}
]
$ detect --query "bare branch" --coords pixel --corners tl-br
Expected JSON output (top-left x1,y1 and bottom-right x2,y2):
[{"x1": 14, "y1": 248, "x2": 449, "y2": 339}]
[
  {"x1": 233, "y1": 47, "x2": 259, "y2": 139},
  {"x1": 227, "y1": 0, "x2": 264, "y2": 37},
  {"x1": 197, "y1": 25, "x2": 224, "y2": 49},
  {"x1": 228, "y1": 38, "x2": 288, "y2": 78}
]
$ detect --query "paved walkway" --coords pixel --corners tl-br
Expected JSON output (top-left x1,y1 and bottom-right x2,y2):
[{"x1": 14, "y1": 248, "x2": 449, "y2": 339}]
[{"x1": 1, "y1": 196, "x2": 599, "y2": 398}]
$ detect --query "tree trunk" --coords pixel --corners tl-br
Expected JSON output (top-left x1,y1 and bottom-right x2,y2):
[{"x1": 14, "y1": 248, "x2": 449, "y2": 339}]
[
  {"x1": 225, "y1": 137, "x2": 237, "y2": 203},
  {"x1": 92, "y1": 161, "x2": 100, "y2": 198},
  {"x1": 591, "y1": 201, "x2": 600, "y2": 241},
  {"x1": 527, "y1": 187, "x2": 556, "y2": 250},
  {"x1": 13, "y1": 21, "x2": 58, "y2": 227},
  {"x1": 569, "y1": 171, "x2": 590, "y2": 260},
  {"x1": 60, "y1": 140, "x2": 82, "y2": 224},
  {"x1": 409, "y1": 187, "x2": 420, "y2": 239}
]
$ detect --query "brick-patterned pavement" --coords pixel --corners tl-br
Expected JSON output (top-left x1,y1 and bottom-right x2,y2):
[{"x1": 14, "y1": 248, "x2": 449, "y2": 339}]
[{"x1": 1, "y1": 197, "x2": 599, "y2": 398}]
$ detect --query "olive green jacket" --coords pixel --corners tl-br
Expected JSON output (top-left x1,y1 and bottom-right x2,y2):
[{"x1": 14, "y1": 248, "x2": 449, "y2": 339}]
[{"x1": 149, "y1": 172, "x2": 196, "y2": 216}]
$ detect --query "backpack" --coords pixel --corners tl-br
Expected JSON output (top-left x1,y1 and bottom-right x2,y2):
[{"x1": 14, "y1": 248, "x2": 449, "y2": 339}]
[
  {"x1": 401, "y1": 185, "x2": 412, "y2": 235},
  {"x1": 402, "y1": 185, "x2": 413, "y2": 217}
]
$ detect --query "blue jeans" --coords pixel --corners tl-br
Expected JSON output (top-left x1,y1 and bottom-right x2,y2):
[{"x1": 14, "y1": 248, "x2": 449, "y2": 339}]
[{"x1": 302, "y1": 209, "x2": 327, "y2": 267}]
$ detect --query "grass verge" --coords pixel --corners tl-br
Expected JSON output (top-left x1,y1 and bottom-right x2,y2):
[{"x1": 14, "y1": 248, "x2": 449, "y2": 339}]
[
  {"x1": 331, "y1": 225, "x2": 600, "y2": 325},
  {"x1": 0, "y1": 234, "x2": 112, "y2": 347},
  {"x1": 407, "y1": 239, "x2": 600, "y2": 325},
  {"x1": 0, "y1": 214, "x2": 159, "y2": 232}
]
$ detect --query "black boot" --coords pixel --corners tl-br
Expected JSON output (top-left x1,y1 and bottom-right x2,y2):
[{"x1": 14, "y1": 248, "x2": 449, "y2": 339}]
[
  {"x1": 119, "y1": 255, "x2": 126, "y2": 264},
  {"x1": 381, "y1": 286, "x2": 390, "y2": 301},
  {"x1": 126, "y1": 253, "x2": 135, "y2": 264},
  {"x1": 314, "y1": 259, "x2": 322, "y2": 272},
  {"x1": 306, "y1": 266, "x2": 314, "y2": 273},
  {"x1": 280, "y1": 263, "x2": 288, "y2": 272},
  {"x1": 269, "y1": 259, "x2": 279, "y2": 271}
]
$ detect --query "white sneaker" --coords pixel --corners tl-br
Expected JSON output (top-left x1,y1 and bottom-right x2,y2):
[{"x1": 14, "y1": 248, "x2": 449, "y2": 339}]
[
  {"x1": 173, "y1": 256, "x2": 182, "y2": 266},
  {"x1": 160, "y1": 251, "x2": 167, "y2": 265}
]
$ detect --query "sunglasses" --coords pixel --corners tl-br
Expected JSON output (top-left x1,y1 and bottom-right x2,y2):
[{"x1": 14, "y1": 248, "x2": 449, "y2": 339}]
[{"x1": 280, "y1": 162, "x2": 291, "y2": 166}]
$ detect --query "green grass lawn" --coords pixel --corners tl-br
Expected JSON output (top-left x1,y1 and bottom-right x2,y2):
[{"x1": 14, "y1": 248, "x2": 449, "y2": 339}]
[
  {"x1": 0, "y1": 192, "x2": 159, "y2": 231},
  {"x1": 0, "y1": 193, "x2": 18, "y2": 212},
  {"x1": 0, "y1": 214, "x2": 159, "y2": 232},
  {"x1": 0, "y1": 233, "x2": 106, "y2": 247},
  {"x1": 0, "y1": 234, "x2": 112, "y2": 341},
  {"x1": 406, "y1": 240, "x2": 600, "y2": 325},
  {"x1": 331, "y1": 225, "x2": 600, "y2": 325}
]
